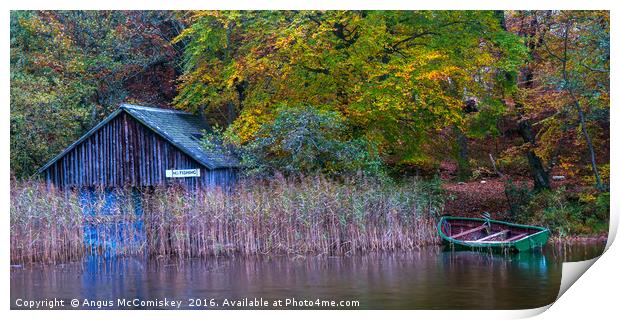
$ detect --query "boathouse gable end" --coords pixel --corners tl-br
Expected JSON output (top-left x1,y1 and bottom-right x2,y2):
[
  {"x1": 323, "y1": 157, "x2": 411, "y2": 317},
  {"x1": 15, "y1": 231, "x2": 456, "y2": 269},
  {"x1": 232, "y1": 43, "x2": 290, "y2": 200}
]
[{"x1": 38, "y1": 104, "x2": 239, "y2": 189}]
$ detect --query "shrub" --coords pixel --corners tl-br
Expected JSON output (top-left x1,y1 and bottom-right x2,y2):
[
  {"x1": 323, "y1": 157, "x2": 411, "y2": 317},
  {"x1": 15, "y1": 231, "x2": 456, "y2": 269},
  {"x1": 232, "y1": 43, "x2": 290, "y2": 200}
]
[
  {"x1": 203, "y1": 106, "x2": 383, "y2": 178},
  {"x1": 594, "y1": 192, "x2": 610, "y2": 220},
  {"x1": 497, "y1": 154, "x2": 530, "y2": 176},
  {"x1": 518, "y1": 187, "x2": 609, "y2": 237},
  {"x1": 504, "y1": 178, "x2": 532, "y2": 220},
  {"x1": 394, "y1": 157, "x2": 440, "y2": 178}
]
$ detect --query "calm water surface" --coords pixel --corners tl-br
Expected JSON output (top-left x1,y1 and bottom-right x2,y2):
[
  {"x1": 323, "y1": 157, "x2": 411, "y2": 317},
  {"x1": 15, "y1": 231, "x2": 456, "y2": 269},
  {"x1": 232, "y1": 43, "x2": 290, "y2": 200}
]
[{"x1": 10, "y1": 242, "x2": 605, "y2": 310}]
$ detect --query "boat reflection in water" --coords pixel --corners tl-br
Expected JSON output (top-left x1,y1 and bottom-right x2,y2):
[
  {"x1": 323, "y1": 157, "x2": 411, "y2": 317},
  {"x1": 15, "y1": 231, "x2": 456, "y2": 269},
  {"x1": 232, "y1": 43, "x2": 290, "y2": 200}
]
[{"x1": 11, "y1": 242, "x2": 604, "y2": 310}]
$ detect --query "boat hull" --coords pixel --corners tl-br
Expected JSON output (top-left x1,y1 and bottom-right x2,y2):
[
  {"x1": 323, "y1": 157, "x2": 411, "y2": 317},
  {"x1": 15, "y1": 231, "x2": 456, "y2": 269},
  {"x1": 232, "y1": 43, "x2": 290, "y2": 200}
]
[{"x1": 437, "y1": 216, "x2": 550, "y2": 252}]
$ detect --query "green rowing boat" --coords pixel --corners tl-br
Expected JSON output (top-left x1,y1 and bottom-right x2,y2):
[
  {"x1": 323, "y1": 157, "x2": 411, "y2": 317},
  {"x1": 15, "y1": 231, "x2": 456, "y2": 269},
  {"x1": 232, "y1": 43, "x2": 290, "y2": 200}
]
[{"x1": 437, "y1": 216, "x2": 551, "y2": 252}]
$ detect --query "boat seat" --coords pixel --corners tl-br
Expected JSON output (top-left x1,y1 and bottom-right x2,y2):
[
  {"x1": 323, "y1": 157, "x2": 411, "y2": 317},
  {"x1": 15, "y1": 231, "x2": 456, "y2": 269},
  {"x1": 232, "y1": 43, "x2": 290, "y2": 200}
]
[
  {"x1": 505, "y1": 233, "x2": 527, "y2": 242},
  {"x1": 451, "y1": 225, "x2": 487, "y2": 239},
  {"x1": 475, "y1": 230, "x2": 509, "y2": 242}
]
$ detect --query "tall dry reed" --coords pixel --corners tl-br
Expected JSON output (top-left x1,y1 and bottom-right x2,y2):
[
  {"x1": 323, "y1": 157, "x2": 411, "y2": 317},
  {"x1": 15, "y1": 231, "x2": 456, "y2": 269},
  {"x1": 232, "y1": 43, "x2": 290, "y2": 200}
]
[
  {"x1": 11, "y1": 176, "x2": 444, "y2": 263},
  {"x1": 10, "y1": 181, "x2": 84, "y2": 264}
]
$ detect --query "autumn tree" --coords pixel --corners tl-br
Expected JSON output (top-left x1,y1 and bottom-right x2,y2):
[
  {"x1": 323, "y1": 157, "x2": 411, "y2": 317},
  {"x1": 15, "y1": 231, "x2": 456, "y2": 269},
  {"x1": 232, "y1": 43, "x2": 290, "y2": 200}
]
[
  {"x1": 535, "y1": 11, "x2": 609, "y2": 191},
  {"x1": 505, "y1": 11, "x2": 609, "y2": 191},
  {"x1": 10, "y1": 10, "x2": 183, "y2": 177},
  {"x1": 175, "y1": 11, "x2": 525, "y2": 175}
]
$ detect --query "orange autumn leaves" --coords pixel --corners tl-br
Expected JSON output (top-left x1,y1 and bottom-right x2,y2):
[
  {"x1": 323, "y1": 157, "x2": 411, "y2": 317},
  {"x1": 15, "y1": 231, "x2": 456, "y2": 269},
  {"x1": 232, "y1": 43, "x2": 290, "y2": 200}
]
[{"x1": 174, "y1": 11, "x2": 525, "y2": 166}]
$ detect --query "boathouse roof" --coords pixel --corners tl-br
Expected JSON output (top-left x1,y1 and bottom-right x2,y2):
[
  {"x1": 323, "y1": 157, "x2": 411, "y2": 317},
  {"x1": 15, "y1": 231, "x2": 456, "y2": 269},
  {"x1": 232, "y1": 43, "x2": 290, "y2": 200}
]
[{"x1": 37, "y1": 104, "x2": 239, "y2": 174}]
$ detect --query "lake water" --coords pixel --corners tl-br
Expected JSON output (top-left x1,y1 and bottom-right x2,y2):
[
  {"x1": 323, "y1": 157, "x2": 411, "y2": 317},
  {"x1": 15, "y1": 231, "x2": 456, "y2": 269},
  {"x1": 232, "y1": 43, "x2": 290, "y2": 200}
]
[{"x1": 10, "y1": 242, "x2": 605, "y2": 310}]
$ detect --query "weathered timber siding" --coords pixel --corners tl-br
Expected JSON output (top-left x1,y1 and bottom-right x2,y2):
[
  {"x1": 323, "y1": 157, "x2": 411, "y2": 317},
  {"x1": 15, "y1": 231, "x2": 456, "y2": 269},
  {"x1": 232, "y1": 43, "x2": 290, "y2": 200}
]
[{"x1": 42, "y1": 111, "x2": 237, "y2": 189}]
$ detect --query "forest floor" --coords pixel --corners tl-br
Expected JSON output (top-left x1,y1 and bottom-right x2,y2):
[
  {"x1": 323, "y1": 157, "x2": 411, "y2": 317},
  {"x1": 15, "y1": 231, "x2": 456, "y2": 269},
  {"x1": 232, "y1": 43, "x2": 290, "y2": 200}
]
[
  {"x1": 440, "y1": 174, "x2": 575, "y2": 219},
  {"x1": 439, "y1": 160, "x2": 569, "y2": 219},
  {"x1": 441, "y1": 177, "x2": 608, "y2": 243},
  {"x1": 439, "y1": 161, "x2": 608, "y2": 242},
  {"x1": 443, "y1": 178, "x2": 516, "y2": 218},
  {"x1": 439, "y1": 160, "x2": 517, "y2": 218}
]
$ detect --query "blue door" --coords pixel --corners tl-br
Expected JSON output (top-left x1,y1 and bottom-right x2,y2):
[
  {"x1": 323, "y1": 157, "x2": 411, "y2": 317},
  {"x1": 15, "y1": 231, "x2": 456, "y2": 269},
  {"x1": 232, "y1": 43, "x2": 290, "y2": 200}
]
[{"x1": 80, "y1": 188, "x2": 145, "y2": 257}]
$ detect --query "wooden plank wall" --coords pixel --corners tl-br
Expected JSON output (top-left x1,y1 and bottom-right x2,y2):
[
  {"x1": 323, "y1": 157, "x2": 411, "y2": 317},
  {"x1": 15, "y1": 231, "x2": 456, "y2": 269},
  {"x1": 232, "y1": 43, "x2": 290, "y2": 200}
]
[{"x1": 43, "y1": 111, "x2": 237, "y2": 189}]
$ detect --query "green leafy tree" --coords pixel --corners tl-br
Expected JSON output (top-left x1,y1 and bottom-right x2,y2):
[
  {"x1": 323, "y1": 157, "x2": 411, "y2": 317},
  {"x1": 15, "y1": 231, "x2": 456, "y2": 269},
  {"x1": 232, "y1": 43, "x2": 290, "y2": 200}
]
[{"x1": 175, "y1": 11, "x2": 526, "y2": 173}]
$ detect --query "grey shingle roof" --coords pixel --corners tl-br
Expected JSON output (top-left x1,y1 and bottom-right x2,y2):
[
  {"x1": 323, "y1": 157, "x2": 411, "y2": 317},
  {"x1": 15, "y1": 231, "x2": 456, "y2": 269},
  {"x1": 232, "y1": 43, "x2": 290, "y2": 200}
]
[
  {"x1": 38, "y1": 104, "x2": 239, "y2": 173},
  {"x1": 122, "y1": 104, "x2": 239, "y2": 169}
]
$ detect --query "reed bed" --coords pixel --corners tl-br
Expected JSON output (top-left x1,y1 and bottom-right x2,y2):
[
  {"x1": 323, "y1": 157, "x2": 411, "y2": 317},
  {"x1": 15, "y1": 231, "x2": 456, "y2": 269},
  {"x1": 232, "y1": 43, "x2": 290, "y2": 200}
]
[
  {"x1": 10, "y1": 182, "x2": 85, "y2": 264},
  {"x1": 10, "y1": 176, "x2": 444, "y2": 264}
]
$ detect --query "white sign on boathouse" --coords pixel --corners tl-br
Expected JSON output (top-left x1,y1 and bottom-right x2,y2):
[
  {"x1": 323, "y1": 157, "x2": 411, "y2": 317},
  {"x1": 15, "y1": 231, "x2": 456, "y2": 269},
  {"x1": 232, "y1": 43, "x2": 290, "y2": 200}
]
[{"x1": 166, "y1": 169, "x2": 201, "y2": 178}]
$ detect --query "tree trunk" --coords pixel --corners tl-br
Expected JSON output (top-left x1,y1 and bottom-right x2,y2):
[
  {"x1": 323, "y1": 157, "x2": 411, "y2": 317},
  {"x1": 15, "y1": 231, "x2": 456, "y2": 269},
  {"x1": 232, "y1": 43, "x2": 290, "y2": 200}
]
[
  {"x1": 559, "y1": 20, "x2": 605, "y2": 191},
  {"x1": 454, "y1": 125, "x2": 471, "y2": 181},
  {"x1": 496, "y1": 10, "x2": 550, "y2": 190},
  {"x1": 570, "y1": 91, "x2": 604, "y2": 191},
  {"x1": 225, "y1": 101, "x2": 236, "y2": 126},
  {"x1": 515, "y1": 104, "x2": 550, "y2": 190}
]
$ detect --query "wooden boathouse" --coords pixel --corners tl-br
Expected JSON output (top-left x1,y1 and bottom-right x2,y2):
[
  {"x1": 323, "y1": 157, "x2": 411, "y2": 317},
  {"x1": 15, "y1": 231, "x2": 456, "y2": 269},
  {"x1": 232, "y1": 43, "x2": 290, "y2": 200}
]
[
  {"x1": 37, "y1": 104, "x2": 239, "y2": 190},
  {"x1": 37, "y1": 104, "x2": 240, "y2": 255}
]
